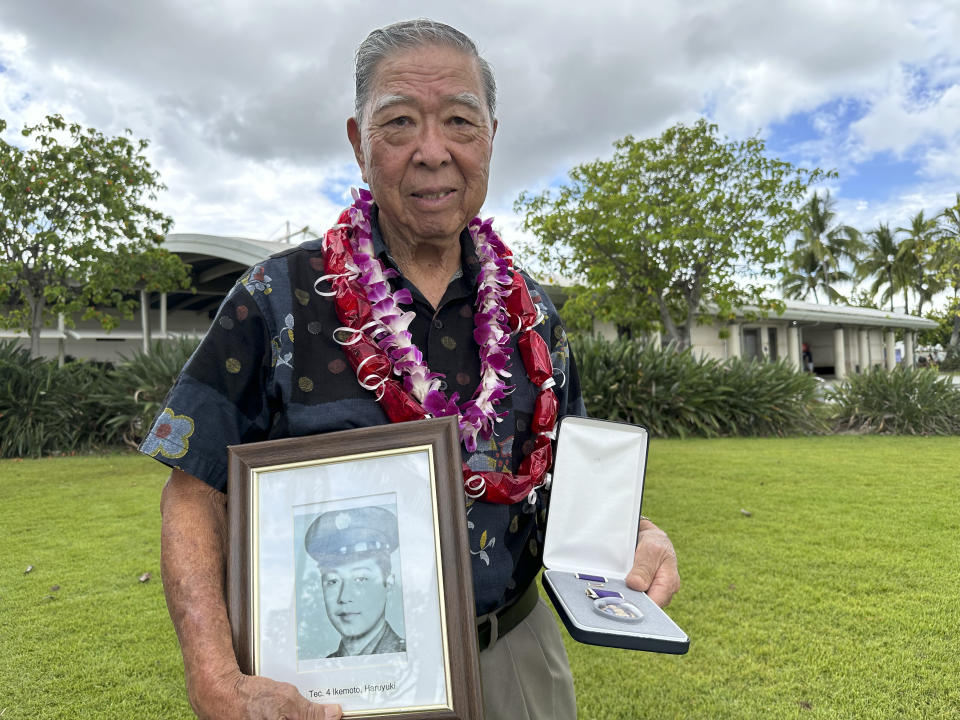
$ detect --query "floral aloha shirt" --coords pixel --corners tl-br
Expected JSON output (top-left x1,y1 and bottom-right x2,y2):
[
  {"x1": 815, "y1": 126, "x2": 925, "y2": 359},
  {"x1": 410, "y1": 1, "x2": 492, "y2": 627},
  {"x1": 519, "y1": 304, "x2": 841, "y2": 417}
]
[{"x1": 140, "y1": 208, "x2": 585, "y2": 616}]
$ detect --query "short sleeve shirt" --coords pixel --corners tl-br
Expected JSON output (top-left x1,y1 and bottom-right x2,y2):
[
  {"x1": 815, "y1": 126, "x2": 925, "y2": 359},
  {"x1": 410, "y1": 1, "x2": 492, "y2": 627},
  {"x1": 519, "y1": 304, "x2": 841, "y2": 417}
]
[{"x1": 140, "y1": 209, "x2": 585, "y2": 615}]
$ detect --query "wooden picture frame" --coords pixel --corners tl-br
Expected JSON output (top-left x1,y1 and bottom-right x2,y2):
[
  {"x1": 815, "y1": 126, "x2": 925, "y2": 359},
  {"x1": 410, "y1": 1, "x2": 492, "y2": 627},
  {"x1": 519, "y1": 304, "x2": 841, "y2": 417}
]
[{"x1": 227, "y1": 416, "x2": 482, "y2": 719}]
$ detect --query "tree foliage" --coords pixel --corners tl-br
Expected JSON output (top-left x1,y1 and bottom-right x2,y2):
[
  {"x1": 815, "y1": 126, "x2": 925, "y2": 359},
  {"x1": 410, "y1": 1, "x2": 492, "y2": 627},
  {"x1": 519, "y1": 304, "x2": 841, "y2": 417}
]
[
  {"x1": 918, "y1": 299, "x2": 960, "y2": 348},
  {"x1": 895, "y1": 210, "x2": 942, "y2": 315},
  {"x1": 781, "y1": 190, "x2": 862, "y2": 304},
  {"x1": 934, "y1": 195, "x2": 960, "y2": 352},
  {"x1": 0, "y1": 115, "x2": 191, "y2": 357},
  {"x1": 515, "y1": 119, "x2": 826, "y2": 347},
  {"x1": 857, "y1": 222, "x2": 906, "y2": 312}
]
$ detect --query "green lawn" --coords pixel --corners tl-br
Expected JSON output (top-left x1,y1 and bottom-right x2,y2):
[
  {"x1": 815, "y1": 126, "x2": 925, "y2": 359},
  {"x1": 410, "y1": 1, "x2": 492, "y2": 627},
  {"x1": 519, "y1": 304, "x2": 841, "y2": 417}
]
[
  {"x1": 572, "y1": 436, "x2": 960, "y2": 720},
  {"x1": 2, "y1": 438, "x2": 958, "y2": 719}
]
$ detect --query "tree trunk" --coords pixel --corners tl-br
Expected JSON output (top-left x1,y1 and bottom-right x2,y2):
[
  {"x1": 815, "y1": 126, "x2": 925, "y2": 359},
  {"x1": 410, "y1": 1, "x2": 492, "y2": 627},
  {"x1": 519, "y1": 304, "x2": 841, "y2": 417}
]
[
  {"x1": 25, "y1": 290, "x2": 45, "y2": 360},
  {"x1": 657, "y1": 299, "x2": 682, "y2": 348},
  {"x1": 680, "y1": 303, "x2": 696, "y2": 351},
  {"x1": 950, "y1": 312, "x2": 960, "y2": 350}
]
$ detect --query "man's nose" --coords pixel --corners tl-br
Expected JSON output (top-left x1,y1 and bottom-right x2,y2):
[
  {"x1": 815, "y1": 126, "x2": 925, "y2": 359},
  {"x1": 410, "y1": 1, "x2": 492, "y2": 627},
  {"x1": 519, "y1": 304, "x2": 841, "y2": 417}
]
[
  {"x1": 412, "y1": 120, "x2": 451, "y2": 168},
  {"x1": 338, "y1": 582, "x2": 357, "y2": 603}
]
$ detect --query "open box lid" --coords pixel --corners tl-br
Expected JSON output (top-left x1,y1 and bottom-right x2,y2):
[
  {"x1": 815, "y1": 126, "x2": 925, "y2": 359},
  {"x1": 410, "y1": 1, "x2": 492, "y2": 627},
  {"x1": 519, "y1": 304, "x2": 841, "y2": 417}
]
[{"x1": 543, "y1": 416, "x2": 649, "y2": 579}]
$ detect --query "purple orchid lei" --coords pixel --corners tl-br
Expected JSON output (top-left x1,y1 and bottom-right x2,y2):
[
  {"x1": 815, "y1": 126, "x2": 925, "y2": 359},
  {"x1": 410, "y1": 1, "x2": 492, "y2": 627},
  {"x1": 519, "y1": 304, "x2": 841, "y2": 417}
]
[{"x1": 341, "y1": 188, "x2": 514, "y2": 453}]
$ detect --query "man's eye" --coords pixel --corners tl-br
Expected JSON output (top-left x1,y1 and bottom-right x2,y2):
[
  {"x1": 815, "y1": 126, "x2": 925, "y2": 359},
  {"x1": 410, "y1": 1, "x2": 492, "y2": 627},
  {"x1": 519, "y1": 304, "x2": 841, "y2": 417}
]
[
  {"x1": 323, "y1": 578, "x2": 340, "y2": 587},
  {"x1": 354, "y1": 575, "x2": 369, "y2": 584},
  {"x1": 450, "y1": 116, "x2": 471, "y2": 126},
  {"x1": 388, "y1": 116, "x2": 411, "y2": 127}
]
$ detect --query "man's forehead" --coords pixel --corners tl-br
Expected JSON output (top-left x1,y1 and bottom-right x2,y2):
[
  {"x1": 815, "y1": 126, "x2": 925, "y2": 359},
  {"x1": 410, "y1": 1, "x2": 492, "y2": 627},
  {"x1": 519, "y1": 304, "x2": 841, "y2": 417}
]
[
  {"x1": 370, "y1": 91, "x2": 484, "y2": 116},
  {"x1": 323, "y1": 557, "x2": 380, "y2": 575},
  {"x1": 364, "y1": 45, "x2": 488, "y2": 114}
]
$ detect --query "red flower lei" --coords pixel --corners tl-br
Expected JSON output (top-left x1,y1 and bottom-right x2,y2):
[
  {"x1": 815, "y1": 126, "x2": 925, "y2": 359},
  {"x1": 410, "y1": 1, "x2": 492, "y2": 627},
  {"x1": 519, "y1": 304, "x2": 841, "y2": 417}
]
[{"x1": 316, "y1": 190, "x2": 559, "y2": 505}]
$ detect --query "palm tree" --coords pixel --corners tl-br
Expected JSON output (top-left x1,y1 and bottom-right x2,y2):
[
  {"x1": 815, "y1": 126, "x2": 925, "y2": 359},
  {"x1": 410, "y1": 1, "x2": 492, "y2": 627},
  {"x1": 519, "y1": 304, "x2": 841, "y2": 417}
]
[
  {"x1": 936, "y1": 196, "x2": 960, "y2": 298},
  {"x1": 937, "y1": 195, "x2": 960, "y2": 348},
  {"x1": 784, "y1": 191, "x2": 863, "y2": 304},
  {"x1": 781, "y1": 245, "x2": 852, "y2": 303},
  {"x1": 856, "y1": 223, "x2": 902, "y2": 311},
  {"x1": 896, "y1": 210, "x2": 941, "y2": 315}
]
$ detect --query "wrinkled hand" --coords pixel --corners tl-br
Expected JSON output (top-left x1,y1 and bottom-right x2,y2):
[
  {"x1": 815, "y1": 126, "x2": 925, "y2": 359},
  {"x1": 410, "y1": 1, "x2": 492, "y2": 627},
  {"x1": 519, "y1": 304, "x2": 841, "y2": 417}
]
[
  {"x1": 624, "y1": 518, "x2": 680, "y2": 607},
  {"x1": 194, "y1": 671, "x2": 342, "y2": 720}
]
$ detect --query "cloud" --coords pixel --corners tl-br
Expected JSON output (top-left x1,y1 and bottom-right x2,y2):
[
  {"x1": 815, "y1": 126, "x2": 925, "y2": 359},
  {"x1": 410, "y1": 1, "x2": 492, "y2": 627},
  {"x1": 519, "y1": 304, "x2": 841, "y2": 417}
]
[{"x1": 1, "y1": 0, "x2": 960, "y2": 240}]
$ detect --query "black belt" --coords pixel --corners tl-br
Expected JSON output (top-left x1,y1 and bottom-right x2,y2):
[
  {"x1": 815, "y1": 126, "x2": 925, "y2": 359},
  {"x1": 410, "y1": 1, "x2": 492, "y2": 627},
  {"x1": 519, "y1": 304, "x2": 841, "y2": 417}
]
[{"x1": 476, "y1": 581, "x2": 539, "y2": 652}]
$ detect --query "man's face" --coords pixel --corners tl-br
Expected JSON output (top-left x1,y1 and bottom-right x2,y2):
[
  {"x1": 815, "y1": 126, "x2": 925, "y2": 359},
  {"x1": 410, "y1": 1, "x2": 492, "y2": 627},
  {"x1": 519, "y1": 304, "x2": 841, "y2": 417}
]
[
  {"x1": 347, "y1": 43, "x2": 497, "y2": 249},
  {"x1": 321, "y1": 556, "x2": 390, "y2": 639}
]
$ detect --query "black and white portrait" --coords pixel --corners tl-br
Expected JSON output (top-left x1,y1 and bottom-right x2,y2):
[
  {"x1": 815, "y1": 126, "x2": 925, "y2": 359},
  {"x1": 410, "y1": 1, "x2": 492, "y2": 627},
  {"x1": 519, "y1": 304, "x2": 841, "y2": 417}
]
[{"x1": 294, "y1": 495, "x2": 406, "y2": 661}]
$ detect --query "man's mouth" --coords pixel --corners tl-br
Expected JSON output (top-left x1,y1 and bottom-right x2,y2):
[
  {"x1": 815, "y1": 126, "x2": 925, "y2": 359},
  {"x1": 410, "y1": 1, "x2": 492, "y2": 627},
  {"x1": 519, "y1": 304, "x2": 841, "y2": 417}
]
[{"x1": 411, "y1": 189, "x2": 455, "y2": 200}]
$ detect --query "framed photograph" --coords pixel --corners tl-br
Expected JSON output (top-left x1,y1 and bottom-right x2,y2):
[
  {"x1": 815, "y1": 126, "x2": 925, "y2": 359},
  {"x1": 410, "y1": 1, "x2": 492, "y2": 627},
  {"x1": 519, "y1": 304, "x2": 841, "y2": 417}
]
[{"x1": 227, "y1": 416, "x2": 482, "y2": 719}]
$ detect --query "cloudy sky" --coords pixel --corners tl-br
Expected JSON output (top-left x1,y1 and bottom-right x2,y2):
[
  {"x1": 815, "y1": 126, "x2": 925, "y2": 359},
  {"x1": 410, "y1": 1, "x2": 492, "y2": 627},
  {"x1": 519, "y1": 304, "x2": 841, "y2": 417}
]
[{"x1": 1, "y1": 0, "x2": 959, "y2": 258}]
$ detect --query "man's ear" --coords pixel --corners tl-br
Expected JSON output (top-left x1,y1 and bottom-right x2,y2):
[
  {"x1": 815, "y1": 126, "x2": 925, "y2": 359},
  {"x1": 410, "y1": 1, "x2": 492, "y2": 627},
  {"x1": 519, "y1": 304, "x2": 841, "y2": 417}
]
[
  {"x1": 386, "y1": 573, "x2": 395, "y2": 589},
  {"x1": 347, "y1": 117, "x2": 367, "y2": 183}
]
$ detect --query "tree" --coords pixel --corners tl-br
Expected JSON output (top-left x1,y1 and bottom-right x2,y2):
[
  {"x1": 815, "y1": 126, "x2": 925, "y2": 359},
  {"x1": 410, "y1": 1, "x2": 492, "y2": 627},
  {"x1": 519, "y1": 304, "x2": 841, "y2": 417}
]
[
  {"x1": 515, "y1": 119, "x2": 826, "y2": 347},
  {"x1": 781, "y1": 244, "x2": 852, "y2": 303},
  {"x1": 896, "y1": 210, "x2": 942, "y2": 315},
  {"x1": 856, "y1": 222, "x2": 902, "y2": 311},
  {"x1": 781, "y1": 246, "x2": 827, "y2": 303},
  {"x1": 918, "y1": 300, "x2": 959, "y2": 349},
  {"x1": 782, "y1": 190, "x2": 861, "y2": 304},
  {"x1": 0, "y1": 115, "x2": 191, "y2": 358},
  {"x1": 935, "y1": 195, "x2": 960, "y2": 351}
]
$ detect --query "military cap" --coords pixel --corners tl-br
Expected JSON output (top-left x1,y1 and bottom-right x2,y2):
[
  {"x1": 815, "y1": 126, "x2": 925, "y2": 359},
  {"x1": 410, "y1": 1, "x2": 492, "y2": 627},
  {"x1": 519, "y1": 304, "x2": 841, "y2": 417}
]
[{"x1": 304, "y1": 505, "x2": 399, "y2": 565}]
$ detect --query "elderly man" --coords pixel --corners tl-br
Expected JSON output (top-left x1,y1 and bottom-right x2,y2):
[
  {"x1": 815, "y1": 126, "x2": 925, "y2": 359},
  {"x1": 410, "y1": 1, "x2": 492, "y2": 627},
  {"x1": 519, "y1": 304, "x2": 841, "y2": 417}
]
[
  {"x1": 304, "y1": 506, "x2": 405, "y2": 658},
  {"x1": 147, "y1": 18, "x2": 679, "y2": 720}
]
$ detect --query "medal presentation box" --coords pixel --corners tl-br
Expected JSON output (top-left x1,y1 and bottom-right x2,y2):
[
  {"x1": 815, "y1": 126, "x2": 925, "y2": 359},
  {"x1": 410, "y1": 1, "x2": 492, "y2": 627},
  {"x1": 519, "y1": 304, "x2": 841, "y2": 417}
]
[{"x1": 542, "y1": 417, "x2": 689, "y2": 654}]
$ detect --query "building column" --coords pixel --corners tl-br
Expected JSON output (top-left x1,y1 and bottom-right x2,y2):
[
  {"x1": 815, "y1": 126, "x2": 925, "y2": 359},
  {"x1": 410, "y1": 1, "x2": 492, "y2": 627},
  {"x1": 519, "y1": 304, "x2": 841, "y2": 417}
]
[
  {"x1": 857, "y1": 329, "x2": 870, "y2": 373},
  {"x1": 884, "y1": 329, "x2": 896, "y2": 370},
  {"x1": 160, "y1": 292, "x2": 168, "y2": 337},
  {"x1": 727, "y1": 322, "x2": 741, "y2": 359},
  {"x1": 904, "y1": 331, "x2": 914, "y2": 368},
  {"x1": 787, "y1": 325, "x2": 800, "y2": 370},
  {"x1": 57, "y1": 313, "x2": 66, "y2": 368},
  {"x1": 833, "y1": 327, "x2": 846, "y2": 379},
  {"x1": 140, "y1": 289, "x2": 151, "y2": 354}
]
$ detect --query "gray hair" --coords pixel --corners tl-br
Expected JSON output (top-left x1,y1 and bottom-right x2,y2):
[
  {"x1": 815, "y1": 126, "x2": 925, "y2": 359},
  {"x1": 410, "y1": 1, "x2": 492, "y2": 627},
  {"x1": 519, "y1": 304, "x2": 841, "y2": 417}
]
[{"x1": 354, "y1": 19, "x2": 496, "y2": 129}]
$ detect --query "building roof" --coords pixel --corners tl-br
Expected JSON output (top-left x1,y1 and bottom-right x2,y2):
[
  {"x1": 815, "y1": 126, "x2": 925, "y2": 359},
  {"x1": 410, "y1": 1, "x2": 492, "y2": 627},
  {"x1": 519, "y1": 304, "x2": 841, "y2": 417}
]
[
  {"x1": 162, "y1": 233, "x2": 295, "y2": 313},
  {"x1": 761, "y1": 299, "x2": 938, "y2": 331},
  {"x1": 164, "y1": 233, "x2": 292, "y2": 267}
]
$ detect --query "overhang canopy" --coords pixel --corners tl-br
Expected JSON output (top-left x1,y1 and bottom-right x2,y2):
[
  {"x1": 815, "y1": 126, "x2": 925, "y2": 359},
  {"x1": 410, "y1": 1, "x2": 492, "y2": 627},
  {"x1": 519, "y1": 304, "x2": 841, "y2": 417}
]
[
  {"x1": 745, "y1": 299, "x2": 938, "y2": 331},
  {"x1": 161, "y1": 233, "x2": 292, "y2": 314}
]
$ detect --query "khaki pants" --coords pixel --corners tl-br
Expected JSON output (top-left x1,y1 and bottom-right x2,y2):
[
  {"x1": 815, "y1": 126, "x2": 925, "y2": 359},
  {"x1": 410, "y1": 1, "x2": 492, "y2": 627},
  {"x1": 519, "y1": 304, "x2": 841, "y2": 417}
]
[{"x1": 479, "y1": 598, "x2": 577, "y2": 720}]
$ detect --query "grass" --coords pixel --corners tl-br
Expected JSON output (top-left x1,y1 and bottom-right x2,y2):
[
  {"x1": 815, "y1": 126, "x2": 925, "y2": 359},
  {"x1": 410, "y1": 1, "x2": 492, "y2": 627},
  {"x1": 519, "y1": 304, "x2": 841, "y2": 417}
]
[
  {"x1": 0, "y1": 454, "x2": 190, "y2": 719},
  {"x1": 2, "y1": 439, "x2": 959, "y2": 719},
  {"x1": 569, "y1": 436, "x2": 960, "y2": 720}
]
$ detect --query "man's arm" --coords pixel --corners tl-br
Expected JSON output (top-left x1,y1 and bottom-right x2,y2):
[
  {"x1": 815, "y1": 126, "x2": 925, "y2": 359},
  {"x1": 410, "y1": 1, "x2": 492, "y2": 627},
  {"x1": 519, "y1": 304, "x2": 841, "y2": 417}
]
[
  {"x1": 624, "y1": 517, "x2": 681, "y2": 608},
  {"x1": 161, "y1": 469, "x2": 341, "y2": 720}
]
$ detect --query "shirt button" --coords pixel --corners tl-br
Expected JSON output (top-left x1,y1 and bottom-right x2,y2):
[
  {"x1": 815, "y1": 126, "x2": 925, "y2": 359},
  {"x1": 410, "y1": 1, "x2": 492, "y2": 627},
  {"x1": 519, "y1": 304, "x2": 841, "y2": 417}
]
[{"x1": 433, "y1": 318, "x2": 443, "y2": 329}]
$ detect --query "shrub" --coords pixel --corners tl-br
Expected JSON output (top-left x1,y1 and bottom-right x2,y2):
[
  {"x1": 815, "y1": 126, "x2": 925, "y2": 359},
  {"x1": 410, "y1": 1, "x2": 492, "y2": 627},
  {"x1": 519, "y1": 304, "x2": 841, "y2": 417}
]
[
  {"x1": 0, "y1": 338, "x2": 31, "y2": 365},
  {"x1": 826, "y1": 366, "x2": 960, "y2": 434},
  {"x1": 0, "y1": 347, "x2": 113, "y2": 458},
  {"x1": 0, "y1": 337, "x2": 198, "y2": 458},
  {"x1": 940, "y1": 345, "x2": 960, "y2": 372},
  {"x1": 92, "y1": 336, "x2": 200, "y2": 447},
  {"x1": 570, "y1": 335, "x2": 824, "y2": 437}
]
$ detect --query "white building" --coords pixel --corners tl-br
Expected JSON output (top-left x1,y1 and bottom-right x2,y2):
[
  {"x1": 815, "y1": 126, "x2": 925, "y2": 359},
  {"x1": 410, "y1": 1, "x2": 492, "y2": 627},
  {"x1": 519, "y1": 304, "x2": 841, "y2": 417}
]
[
  {"x1": 595, "y1": 300, "x2": 938, "y2": 377},
  {"x1": 1, "y1": 234, "x2": 291, "y2": 363},
  {"x1": 3, "y1": 233, "x2": 939, "y2": 374}
]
